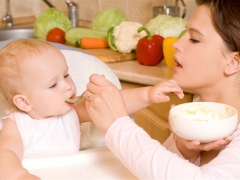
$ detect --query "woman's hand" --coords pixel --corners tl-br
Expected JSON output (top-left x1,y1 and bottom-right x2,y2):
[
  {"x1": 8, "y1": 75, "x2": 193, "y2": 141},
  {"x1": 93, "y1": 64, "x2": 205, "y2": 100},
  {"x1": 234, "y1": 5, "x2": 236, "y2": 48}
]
[
  {"x1": 148, "y1": 80, "x2": 184, "y2": 104},
  {"x1": 168, "y1": 104, "x2": 232, "y2": 162},
  {"x1": 173, "y1": 130, "x2": 232, "y2": 162},
  {"x1": 175, "y1": 133, "x2": 232, "y2": 151},
  {"x1": 85, "y1": 74, "x2": 129, "y2": 133}
]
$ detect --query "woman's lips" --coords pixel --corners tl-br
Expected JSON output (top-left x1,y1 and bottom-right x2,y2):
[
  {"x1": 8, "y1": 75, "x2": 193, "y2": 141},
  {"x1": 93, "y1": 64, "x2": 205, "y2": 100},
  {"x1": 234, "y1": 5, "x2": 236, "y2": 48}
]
[{"x1": 174, "y1": 55, "x2": 183, "y2": 68}]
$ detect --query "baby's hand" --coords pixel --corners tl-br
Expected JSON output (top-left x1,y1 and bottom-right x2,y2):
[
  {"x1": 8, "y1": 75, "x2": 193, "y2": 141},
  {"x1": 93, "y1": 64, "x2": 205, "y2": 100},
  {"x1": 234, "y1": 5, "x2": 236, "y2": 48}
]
[{"x1": 148, "y1": 79, "x2": 184, "y2": 104}]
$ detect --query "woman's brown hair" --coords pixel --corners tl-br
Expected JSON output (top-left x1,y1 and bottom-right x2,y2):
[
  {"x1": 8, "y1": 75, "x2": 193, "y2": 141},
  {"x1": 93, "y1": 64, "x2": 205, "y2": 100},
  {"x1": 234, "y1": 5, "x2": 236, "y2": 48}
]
[{"x1": 196, "y1": 0, "x2": 240, "y2": 54}]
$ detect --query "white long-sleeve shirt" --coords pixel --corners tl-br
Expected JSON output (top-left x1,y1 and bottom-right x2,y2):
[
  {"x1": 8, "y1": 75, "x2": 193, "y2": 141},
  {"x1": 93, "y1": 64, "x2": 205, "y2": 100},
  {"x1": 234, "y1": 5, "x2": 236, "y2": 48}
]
[{"x1": 105, "y1": 116, "x2": 240, "y2": 179}]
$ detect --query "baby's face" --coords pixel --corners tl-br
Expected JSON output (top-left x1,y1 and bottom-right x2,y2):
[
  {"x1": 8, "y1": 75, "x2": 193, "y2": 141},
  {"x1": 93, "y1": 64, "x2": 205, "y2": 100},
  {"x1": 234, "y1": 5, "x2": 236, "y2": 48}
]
[{"x1": 22, "y1": 48, "x2": 76, "y2": 119}]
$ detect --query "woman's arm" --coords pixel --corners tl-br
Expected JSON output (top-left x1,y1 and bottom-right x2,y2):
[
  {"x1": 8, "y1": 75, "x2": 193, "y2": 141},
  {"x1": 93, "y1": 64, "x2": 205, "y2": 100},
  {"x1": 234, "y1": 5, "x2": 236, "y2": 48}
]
[
  {"x1": 0, "y1": 119, "x2": 39, "y2": 179},
  {"x1": 85, "y1": 74, "x2": 240, "y2": 179},
  {"x1": 105, "y1": 117, "x2": 240, "y2": 179}
]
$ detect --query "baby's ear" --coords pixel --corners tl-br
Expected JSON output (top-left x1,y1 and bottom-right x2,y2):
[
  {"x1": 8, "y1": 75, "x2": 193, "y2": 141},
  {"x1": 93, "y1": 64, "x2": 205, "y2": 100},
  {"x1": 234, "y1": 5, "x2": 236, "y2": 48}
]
[
  {"x1": 225, "y1": 53, "x2": 240, "y2": 75},
  {"x1": 12, "y1": 95, "x2": 32, "y2": 112}
]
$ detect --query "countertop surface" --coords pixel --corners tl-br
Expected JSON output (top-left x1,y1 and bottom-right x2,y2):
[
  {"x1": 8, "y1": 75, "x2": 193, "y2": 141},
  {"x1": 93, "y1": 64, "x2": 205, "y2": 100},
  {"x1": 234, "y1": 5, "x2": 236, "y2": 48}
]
[
  {"x1": 82, "y1": 48, "x2": 174, "y2": 86},
  {"x1": 23, "y1": 146, "x2": 137, "y2": 179},
  {"x1": 107, "y1": 60, "x2": 174, "y2": 86}
]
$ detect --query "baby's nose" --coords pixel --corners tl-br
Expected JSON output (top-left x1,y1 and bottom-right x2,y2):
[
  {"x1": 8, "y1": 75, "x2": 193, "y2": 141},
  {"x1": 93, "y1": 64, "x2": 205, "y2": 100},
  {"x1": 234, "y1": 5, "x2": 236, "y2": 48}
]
[{"x1": 64, "y1": 80, "x2": 72, "y2": 91}]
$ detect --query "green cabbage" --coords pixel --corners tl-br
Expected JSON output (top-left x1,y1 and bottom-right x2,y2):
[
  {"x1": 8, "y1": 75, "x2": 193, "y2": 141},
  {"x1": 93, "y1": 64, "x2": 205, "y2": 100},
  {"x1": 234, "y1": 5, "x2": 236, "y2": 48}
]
[
  {"x1": 34, "y1": 8, "x2": 72, "y2": 40},
  {"x1": 92, "y1": 8, "x2": 127, "y2": 32},
  {"x1": 145, "y1": 15, "x2": 187, "y2": 38}
]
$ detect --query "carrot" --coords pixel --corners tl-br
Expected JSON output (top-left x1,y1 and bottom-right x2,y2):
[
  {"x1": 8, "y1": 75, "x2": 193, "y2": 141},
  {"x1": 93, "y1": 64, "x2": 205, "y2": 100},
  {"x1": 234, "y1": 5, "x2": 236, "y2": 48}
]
[{"x1": 80, "y1": 37, "x2": 109, "y2": 49}]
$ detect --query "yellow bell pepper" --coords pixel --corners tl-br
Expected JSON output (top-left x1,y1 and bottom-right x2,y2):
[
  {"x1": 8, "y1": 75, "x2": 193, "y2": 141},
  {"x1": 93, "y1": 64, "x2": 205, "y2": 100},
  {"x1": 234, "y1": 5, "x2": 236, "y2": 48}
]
[{"x1": 163, "y1": 37, "x2": 178, "y2": 69}]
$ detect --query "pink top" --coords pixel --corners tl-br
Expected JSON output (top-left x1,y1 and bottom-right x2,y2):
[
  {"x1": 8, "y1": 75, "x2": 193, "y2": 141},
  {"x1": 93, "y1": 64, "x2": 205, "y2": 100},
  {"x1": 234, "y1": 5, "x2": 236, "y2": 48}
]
[{"x1": 105, "y1": 116, "x2": 240, "y2": 179}]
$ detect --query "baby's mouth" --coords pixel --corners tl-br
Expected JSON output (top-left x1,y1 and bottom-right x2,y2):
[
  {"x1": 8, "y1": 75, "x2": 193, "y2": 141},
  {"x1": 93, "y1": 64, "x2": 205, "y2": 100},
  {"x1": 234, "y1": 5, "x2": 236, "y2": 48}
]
[{"x1": 65, "y1": 94, "x2": 75, "y2": 103}]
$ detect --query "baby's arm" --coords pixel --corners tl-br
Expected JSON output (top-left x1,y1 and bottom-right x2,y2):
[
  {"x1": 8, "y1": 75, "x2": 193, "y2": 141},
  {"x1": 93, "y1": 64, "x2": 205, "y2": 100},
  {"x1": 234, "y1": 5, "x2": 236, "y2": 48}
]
[
  {"x1": 0, "y1": 119, "x2": 39, "y2": 179},
  {"x1": 121, "y1": 79, "x2": 184, "y2": 114},
  {"x1": 75, "y1": 78, "x2": 184, "y2": 123},
  {"x1": 74, "y1": 100, "x2": 90, "y2": 123}
]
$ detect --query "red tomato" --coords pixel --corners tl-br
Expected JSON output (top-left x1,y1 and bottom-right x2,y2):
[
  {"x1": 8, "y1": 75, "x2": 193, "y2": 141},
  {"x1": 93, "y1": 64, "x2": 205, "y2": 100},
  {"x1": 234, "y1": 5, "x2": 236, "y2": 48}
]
[{"x1": 47, "y1": 27, "x2": 66, "y2": 44}]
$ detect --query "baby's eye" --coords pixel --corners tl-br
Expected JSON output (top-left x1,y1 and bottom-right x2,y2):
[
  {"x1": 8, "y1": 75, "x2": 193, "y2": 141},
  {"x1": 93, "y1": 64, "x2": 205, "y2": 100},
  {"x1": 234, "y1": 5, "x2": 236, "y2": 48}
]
[
  {"x1": 189, "y1": 38, "x2": 199, "y2": 43},
  {"x1": 64, "y1": 74, "x2": 70, "y2": 78},
  {"x1": 49, "y1": 83, "x2": 57, "y2": 88}
]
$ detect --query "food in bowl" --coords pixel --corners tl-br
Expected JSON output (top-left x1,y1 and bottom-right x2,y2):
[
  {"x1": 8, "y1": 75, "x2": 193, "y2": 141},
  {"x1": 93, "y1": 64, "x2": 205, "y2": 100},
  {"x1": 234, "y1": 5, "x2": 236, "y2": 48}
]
[{"x1": 169, "y1": 102, "x2": 238, "y2": 143}]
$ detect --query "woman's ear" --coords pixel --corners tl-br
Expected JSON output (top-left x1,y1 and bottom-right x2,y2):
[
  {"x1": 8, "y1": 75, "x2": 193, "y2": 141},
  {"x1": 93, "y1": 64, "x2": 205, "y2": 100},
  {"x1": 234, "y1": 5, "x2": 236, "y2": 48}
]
[
  {"x1": 225, "y1": 53, "x2": 240, "y2": 75},
  {"x1": 12, "y1": 95, "x2": 32, "y2": 112}
]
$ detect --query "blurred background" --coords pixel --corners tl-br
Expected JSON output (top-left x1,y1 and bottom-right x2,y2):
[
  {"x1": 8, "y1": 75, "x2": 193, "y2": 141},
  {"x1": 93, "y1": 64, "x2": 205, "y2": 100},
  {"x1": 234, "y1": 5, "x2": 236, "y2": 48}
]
[{"x1": 0, "y1": 0, "x2": 196, "y2": 26}]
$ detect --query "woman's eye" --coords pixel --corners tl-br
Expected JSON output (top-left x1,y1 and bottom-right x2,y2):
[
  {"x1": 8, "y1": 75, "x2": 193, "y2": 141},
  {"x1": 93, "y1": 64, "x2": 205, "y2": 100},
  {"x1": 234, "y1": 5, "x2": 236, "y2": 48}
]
[
  {"x1": 49, "y1": 83, "x2": 57, "y2": 88},
  {"x1": 189, "y1": 38, "x2": 199, "y2": 43},
  {"x1": 64, "y1": 74, "x2": 70, "y2": 78}
]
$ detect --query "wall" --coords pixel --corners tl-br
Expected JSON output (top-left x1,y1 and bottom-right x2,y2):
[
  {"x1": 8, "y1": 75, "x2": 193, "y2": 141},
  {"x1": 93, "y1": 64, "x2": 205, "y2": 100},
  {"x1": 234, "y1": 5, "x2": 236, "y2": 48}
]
[{"x1": 0, "y1": 0, "x2": 196, "y2": 26}]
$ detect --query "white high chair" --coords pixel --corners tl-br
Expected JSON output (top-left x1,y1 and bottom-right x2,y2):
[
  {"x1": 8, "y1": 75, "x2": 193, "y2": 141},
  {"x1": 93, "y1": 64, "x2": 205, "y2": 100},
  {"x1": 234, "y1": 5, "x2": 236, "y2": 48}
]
[{"x1": 0, "y1": 39, "x2": 122, "y2": 150}]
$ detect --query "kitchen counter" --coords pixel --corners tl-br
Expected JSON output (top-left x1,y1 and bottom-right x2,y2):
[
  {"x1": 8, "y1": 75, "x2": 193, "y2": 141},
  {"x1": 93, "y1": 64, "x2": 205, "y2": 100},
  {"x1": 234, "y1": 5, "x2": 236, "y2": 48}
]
[
  {"x1": 83, "y1": 48, "x2": 174, "y2": 86},
  {"x1": 106, "y1": 60, "x2": 174, "y2": 86},
  {"x1": 23, "y1": 146, "x2": 137, "y2": 179}
]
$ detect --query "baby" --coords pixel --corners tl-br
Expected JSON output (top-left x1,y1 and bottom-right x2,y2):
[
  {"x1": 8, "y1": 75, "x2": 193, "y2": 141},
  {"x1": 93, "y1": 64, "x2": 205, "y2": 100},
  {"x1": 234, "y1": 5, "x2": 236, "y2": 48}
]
[{"x1": 0, "y1": 39, "x2": 91, "y2": 179}]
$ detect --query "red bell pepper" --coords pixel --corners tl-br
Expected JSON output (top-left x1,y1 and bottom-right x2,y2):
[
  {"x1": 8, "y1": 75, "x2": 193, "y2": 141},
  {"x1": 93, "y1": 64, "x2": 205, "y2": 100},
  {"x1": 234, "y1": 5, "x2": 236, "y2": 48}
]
[{"x1": 136, "y1": 27, "x2": 164, "y2": 66}]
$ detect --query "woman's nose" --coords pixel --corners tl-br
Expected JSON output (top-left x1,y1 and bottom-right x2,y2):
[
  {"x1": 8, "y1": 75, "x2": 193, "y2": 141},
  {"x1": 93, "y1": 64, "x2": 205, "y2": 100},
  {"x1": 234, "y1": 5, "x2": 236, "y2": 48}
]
[
  {"x1": 173, "y1": 38, "x2": 183, "y2": 52},
  {"x1": 173, "y1": 39, "x2": 179, "y2": 50}
]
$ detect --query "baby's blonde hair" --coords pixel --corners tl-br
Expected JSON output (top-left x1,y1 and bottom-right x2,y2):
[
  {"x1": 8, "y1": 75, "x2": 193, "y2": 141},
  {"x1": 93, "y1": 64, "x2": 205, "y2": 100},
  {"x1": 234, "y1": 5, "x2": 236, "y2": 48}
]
[{"x1": 0, "y1": 39, "x2": 56, "y2": 110}]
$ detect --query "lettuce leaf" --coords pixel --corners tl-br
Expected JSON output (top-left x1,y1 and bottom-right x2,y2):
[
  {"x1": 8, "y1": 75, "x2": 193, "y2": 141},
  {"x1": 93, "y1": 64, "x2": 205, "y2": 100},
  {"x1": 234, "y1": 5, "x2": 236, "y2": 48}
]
[
  {"x1": 92, "y1": 8, "x2": 127, "y2": 32},
  {"x1": 145, "y1": 15, "x2": 187, "y2": 38},
  {"x1": 34, "y1": 8, "x2": 72, "y2": 40}
]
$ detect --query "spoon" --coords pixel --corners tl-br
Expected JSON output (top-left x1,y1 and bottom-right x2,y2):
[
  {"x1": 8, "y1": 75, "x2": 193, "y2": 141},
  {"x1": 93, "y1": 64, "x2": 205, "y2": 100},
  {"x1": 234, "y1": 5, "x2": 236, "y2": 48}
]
[{"x1": 65, "y1": 90, "x2": 86, "y2": 103}]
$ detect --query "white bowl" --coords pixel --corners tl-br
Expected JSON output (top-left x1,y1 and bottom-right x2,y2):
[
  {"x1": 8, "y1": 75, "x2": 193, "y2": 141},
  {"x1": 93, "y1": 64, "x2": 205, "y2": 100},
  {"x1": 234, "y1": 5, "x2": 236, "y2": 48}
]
[{"x1": 169, "y1": 102, "x2": 238, "y2": 143}]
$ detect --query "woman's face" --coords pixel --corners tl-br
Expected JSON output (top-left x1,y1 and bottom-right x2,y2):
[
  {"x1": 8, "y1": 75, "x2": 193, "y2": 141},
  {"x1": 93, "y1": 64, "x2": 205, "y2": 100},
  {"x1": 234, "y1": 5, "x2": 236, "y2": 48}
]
[{"x1": 172, "y1": 5, "x2": 232, "y2": 95}]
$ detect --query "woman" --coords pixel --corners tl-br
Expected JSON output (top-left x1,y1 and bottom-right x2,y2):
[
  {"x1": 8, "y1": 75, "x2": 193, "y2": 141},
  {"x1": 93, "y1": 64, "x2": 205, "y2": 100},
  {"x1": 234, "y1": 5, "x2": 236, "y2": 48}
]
[{"x1": 85, "y1": 0, "x2": 240, "y2": 179}]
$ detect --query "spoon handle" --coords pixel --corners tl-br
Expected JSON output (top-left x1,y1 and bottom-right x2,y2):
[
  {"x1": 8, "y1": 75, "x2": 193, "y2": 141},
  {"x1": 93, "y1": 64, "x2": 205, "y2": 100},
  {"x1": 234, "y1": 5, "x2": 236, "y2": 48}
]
[{"x1": 65, "y1": 90, "x2": 86, "y2": 103}]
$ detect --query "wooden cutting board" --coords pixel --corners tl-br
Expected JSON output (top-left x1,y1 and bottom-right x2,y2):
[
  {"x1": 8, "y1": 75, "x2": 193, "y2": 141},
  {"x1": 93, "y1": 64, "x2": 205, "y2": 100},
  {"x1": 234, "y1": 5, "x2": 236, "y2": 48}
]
[{"x1": 81, "y1": 48, "x2": 136, "y2": 63}]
